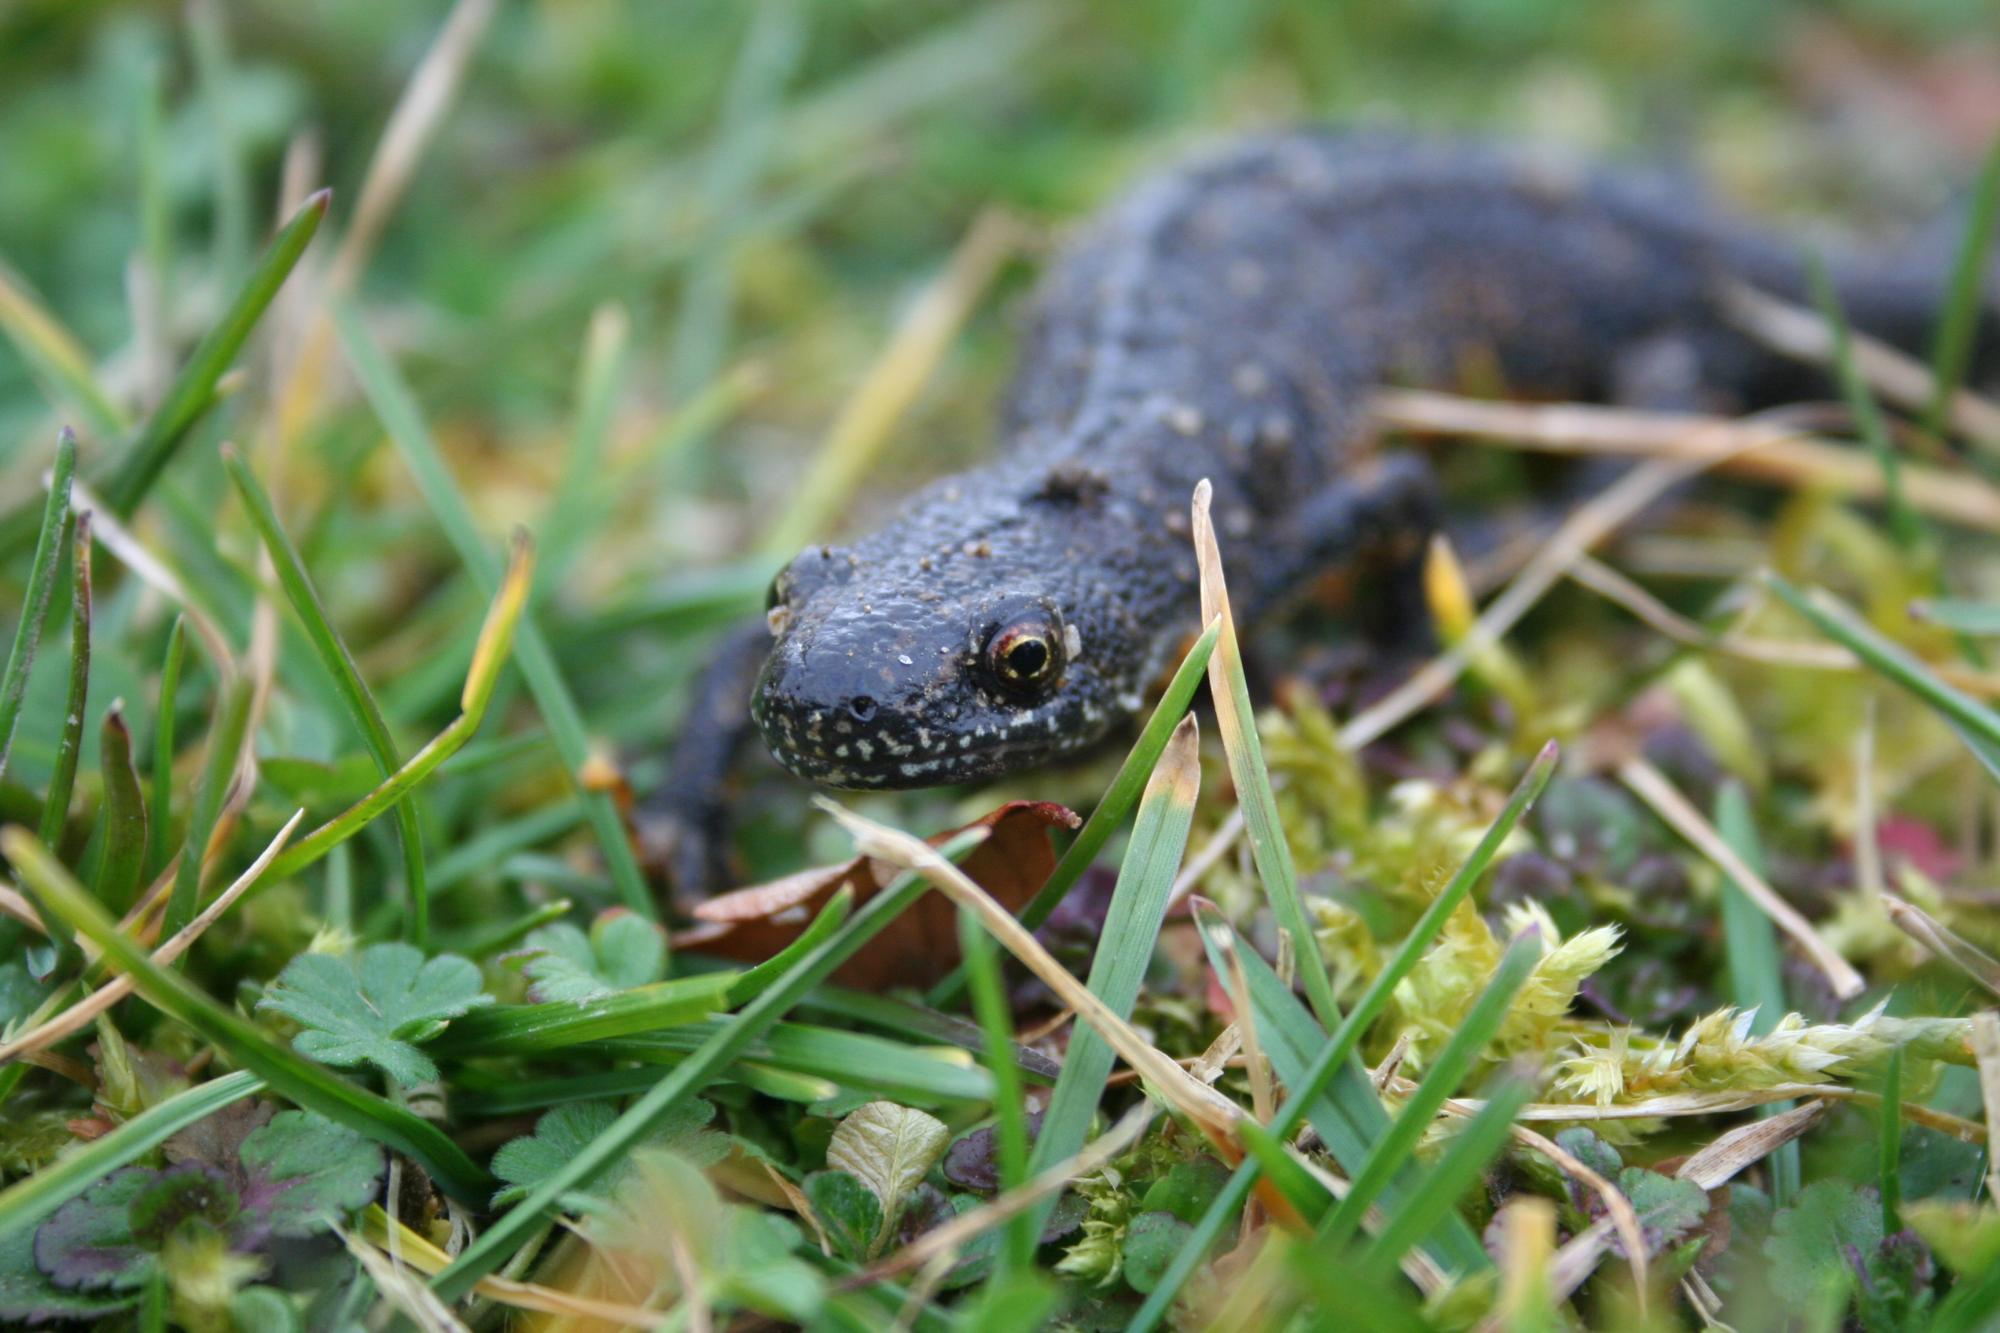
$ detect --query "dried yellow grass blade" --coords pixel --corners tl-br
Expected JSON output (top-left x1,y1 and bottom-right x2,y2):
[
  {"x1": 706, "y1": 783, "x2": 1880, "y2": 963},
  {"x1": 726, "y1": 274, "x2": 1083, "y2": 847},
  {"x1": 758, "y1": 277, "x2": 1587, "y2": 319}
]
[
  {"x1": 355, "y1": 1206, "x2": 661, "y2": 1326},
  {"x1": 0, "y1": 810, "x2": 304, "y2": 1065},
  {"x1": 859, "y1": 1102, "x2": 1156, "y2": 1283},
  {"x1": 814, "y1": 799, "x2": 1242, "y2": 1138},
  {"x1": 1719, "y1": 279, "x2": 2000, "y2": 450},
  {"x1": 762, "y1": 209, "x2": 1025, "y2": 557},
  {"x1": 1618, "y1": 755, "x2": 1865, "y2": 998},
  {"x1": 1373, "y1": 389, "x2": 2000, "y2": 532}
]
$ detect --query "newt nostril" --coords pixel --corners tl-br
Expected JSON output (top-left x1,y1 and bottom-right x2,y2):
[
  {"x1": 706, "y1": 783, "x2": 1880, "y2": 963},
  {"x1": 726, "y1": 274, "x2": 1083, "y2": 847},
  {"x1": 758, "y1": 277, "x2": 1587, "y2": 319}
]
[{"x1": 848, "y1": 696, "x2": 878, "y2": 723}]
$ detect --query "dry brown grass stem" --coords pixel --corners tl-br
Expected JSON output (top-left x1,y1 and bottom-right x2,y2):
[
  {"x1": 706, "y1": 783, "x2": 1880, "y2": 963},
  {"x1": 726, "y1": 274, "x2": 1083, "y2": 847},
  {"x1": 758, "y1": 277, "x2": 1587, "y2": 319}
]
[
  {"x1": 0, "y1": 810, "x2": 304, "y2": 1067},
  {"x1": 1567, "y1": 553, "x2": 2000, "y2": 697},
  {"x1": 1619, "y1": 754, "x2": 1866, "y2": 998},
  {"x1": 1718, "y1": 280, "x2": 2000, "y2": 449},
  {"x1": 1372, "y1": 388, "x2": 2000, "y2": 531}
]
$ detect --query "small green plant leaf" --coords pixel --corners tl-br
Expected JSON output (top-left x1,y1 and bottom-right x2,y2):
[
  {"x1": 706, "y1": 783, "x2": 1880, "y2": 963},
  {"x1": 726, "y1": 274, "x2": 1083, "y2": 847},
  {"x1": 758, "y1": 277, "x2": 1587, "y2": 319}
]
[
  {"x1": 94, "y1": 706, "x2": 148, "y2": 914},
  {"x1": 1123, "y1": 1211, "x2": 1193, "y2": 1294},
  {"x1": 1765, "y1": 1179, "x2": 1883, "y2": 1308},
  {"x1": 1614, "y1": 1168, "x2": 1709, "y2": 1257},
  {"x1": 1138, "y1": 1157, "x2": 1230, "y2": 1227},
  {"x1": 257, "y1": 943, "x2": 492, "y2": 1087},
  {"x1": 946, "y1": 1269, "x2": 1059, "y2": 1331},
  {"x1": 491, "y1": 1101, "x2": 618, "y2": 1207},
  {"x1": 0, "y1": 1226, "x2": 130, "y2": 1324},
  {"x1": 1553, "y1": 1127, "x2": 1622, "y2": 1188},
  {"x1": 32, "y1": 1110, "x2": 381, "y2": 1294},
  {"x1": 519, "y1": 912, "x2": 666, "y2": 1005},
  {"x1": 805, "y1": 1170, "x2": 882, "y2": 1263},
  {"x1": 234, "y1": 1111, "x2": 385, "y2": 1237},
  {"x1": 32, "y1": 1167, "x2": 162, "y2": 1290},
  {"x1": 825, "y1": 1100, "x2": 949, "y2": 1252},
  {"x1": 943, "y1": 1111, "x2": 1043, "y2": 1194},
  {"x1": 229, "y1": 1285, "x2": 301, "y2": 1333},
  {"x1": 490, "y1": 1097, "x2": 722, "y2": 1207},
  {"x1": 1905, "y1": 1201, "x2": 2000, "y2": 1276}
]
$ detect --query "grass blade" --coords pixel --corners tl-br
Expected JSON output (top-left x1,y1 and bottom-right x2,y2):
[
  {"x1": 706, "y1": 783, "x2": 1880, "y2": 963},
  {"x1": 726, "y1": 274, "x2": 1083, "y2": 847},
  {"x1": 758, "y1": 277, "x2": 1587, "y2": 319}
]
[
  {"x1": 0, "y1": 1069, "x2": 262, "y2": 1238},
  {"x1": 582, "y1": 1020, "x2": 995, "y2": 1106},
  {"x1": 1924, "y1": 134, "x2": 2000, "y2": 443},
  {"x1": 37, "y1": 512, "x2": 91, "y2": 853},
  {"x1": 1023, "y1": 622, "x2": 1216, "y2": 937},
  {"x1": 1131, "y1": 742, "x2": 1554, "y2": 1331},
  {"x1": 1806, "y1": 253, "x2": 1921, "y2": 550},
  {"x1": 146, "y1": 617, "x2": 186, "y2": 879},
  {"x1": 1769, "y1": 574, "x2": 2000, "y2": 757},
  {"x1": 1278, "y1": 1244, "x2": 1429, "y2": 1333},
  {"x1": 432, "y1": 829, "x2": 984, "y2": 1299},
  {"x1": 799, "y1": 987, "x2": 1060, "y2": 1083},
  {"x1": 1232, "y1": 1115, "x2": 1333, "y2": 1220},
  {"x1": 260, "y1": 535, "x2": 533, "y2": 886},
  {"x1": 540, "y1": 303, "x2": 630, "y2": 591},
  {"x1": 0, "y1": 266, "x2": 128, "y2": 440},
  {"x1": 223, "y1": 446, "x2": 430, "y2": 943},
  {"x1": 3, "y1": 828, "x2": 492, "y2": 1201},
  {"x1": 1190, "y1": 478, "x2": 1338, "y2": 1025},
  {"x1": 430, "y1": 974, "x2": 740, "y2": 1056},
  {"x1": 1715, "y1": 780, "x2": 1799, "y2": 1205},
  {"x1": 1910, "y1": 598, "x2": 2000, "y2": 635},
  {"x1": 1318, "y1": 930, "x2": 1542, "y2": 1250},
  {"x1": 1009, "y1": 715, "x2": 1201, "y2": 1266},
  {"x1": 0, "y1": 429, "x2": 77, "y2": 782},
  {"x1": 959, "y1": 904, "x2": 1033, "y2": 1271},
  {"x1": 334, "y1": 298, "x2": 654, "y2": 918},
  {"x1": 100, "y1": 189, "x2": 331, "y2": 521},
  {"x1": 163, "y1": 675, "x2": 251, "y2": 943},
  {"x1": 1358, "y1": 1066, "x2": 1537, "y2": 1276},
  {"x1": 1880, "y1": 1047, "x2": 1903, "y2": 1235},
  {"x1": 95, "y1": 704, "x2": 148, "y2": 914}
]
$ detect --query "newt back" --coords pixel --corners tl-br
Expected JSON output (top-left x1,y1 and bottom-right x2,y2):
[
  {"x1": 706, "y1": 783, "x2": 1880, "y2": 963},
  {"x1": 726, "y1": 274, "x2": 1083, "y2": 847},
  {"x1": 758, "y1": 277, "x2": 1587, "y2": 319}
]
[{"x1": 746, "y1": 131, "x2": 1967, "y2": 790}]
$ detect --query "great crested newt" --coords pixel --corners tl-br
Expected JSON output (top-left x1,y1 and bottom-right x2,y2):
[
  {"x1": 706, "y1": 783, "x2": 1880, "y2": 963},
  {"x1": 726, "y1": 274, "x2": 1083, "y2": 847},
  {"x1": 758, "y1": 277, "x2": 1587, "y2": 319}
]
[{"x1": 649, "y1": 129, "x2": 1992, "y2": 899}]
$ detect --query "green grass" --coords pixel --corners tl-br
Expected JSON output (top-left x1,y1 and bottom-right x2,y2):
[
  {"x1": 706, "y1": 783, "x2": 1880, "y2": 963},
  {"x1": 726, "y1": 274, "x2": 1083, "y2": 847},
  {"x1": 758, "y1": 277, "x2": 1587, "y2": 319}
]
[
  {"x1": 0, "y1": 5, "x2": 1996, "y2": 1330},
  {"x1": 1007, "y1": 715, "x2": 1201, "y2": 1270},
  {"x1": 224, "y1": 446, "x2": 431, "y2": 943},
  {"x1": 1714, "y1": 780, "x2": 1801, "y2": 1205}
]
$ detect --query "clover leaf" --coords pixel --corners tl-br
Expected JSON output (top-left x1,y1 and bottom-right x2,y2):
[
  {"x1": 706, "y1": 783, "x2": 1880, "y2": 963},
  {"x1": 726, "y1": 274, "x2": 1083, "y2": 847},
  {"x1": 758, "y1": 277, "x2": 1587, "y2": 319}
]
[
  {"x1": 258, "y1": 942, "x2": 491, "y2": 1086},
  {"x1": 518, "y1": 912, "x2": 665, "y2": 1005}
]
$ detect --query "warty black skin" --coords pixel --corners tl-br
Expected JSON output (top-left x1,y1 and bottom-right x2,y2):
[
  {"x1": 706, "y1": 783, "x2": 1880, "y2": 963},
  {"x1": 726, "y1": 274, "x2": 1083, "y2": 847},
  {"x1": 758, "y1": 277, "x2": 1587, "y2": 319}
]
[{"x1": 654, "y1": 130, "x2": 1989, "y2": 895}]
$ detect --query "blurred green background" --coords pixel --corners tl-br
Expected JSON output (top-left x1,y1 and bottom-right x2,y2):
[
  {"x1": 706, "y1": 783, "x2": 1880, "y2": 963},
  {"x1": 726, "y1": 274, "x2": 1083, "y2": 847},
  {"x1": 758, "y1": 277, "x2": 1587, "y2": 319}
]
[{"x1": 6, "y1": 0, "x2": 1996, "y2": 466}]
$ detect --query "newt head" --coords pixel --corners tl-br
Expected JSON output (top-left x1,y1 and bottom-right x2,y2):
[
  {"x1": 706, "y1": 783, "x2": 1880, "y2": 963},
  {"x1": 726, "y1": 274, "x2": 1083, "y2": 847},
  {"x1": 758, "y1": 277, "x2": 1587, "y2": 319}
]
[{"x1": 750, "y1": 524, "x2": 1131, "y2": 790}]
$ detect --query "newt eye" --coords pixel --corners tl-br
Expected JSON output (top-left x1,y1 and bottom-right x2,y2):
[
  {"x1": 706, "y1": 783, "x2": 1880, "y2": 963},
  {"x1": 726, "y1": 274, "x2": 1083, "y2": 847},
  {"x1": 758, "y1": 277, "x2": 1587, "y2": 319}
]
[{"x1": 984, "y1": 617, "x2": 1064, "y2": 695}]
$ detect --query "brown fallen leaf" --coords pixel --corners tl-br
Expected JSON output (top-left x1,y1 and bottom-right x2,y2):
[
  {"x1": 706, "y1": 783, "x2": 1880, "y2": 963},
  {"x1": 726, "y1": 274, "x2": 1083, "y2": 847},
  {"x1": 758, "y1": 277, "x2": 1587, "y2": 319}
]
[{"x1": 672, "y1": 800, "x2": 1080, "y2": 990}]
